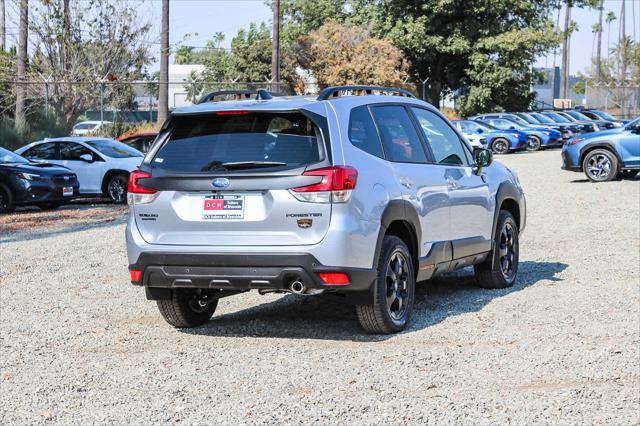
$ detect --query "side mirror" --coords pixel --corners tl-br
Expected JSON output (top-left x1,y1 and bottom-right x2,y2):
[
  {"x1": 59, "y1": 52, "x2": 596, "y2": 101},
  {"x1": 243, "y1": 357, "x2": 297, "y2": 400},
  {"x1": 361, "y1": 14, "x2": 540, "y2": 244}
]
[
  {"x1": 79, "y1": 153, "x2": 93, "y2": 163},
  {"x1": 509, "y1": 126, "x2": 516, "y2": 130},
  {"x1": 476, "y1": 128, "x2": 484, "y2": 134},
  {"x1": 473, "y1": 147, "x2": 492, "y2": 174}
]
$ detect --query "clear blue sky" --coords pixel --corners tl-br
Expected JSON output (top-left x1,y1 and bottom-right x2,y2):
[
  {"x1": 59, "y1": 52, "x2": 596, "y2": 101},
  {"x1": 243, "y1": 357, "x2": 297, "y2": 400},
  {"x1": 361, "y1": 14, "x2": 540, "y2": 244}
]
[{"x1": 4, "y1": 0, "x2": 639, "y2": 75}]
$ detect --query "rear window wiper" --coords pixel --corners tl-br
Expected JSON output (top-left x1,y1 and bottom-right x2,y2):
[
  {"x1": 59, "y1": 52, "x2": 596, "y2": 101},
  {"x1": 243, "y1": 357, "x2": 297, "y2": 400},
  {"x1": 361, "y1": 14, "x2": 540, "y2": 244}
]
[{"x1": 200, "y1": 161, "x2": 287, "y2": 171}]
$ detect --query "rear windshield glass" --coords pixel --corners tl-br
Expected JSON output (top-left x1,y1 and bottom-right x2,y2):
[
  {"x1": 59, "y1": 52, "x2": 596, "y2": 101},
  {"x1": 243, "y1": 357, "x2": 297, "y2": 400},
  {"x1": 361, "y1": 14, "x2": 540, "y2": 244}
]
[{"x1": 151, "y1": 112, "x2": 324, "y2": 172}]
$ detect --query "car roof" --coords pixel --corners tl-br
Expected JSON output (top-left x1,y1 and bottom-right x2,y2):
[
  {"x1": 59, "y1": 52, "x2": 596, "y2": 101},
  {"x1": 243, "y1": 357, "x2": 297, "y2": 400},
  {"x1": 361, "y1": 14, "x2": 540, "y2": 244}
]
[
  {"x1": 34, "y1": 137, "x2": 117, "y2": 143},
  {"x1": 171, "y1": 94, "x2": 432, "y2": 115}
]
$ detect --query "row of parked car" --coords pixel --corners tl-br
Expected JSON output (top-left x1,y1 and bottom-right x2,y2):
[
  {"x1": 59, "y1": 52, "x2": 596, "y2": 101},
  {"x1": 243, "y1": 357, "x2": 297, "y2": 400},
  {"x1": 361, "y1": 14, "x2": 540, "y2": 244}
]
[
  {"x1": 454, "y1": 108, "x2": 628, "y2": 155},
  {"x1": 0, "y1": 102, "x2": 636, "y2": 213}
]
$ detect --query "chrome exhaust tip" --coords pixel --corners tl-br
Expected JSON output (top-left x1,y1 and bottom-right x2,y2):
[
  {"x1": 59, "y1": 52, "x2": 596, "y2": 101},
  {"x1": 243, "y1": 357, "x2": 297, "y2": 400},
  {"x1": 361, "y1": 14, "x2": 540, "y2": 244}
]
[{"x1": 289, "y1": 280, "x2": 306, "y2": 294}]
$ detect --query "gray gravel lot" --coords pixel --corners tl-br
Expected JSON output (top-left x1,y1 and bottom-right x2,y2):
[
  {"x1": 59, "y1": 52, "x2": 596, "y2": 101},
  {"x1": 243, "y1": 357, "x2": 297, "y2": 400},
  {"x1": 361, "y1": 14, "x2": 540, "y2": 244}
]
[{"x1": 1, "y1": 150, "x2": 639, "y2": 425}]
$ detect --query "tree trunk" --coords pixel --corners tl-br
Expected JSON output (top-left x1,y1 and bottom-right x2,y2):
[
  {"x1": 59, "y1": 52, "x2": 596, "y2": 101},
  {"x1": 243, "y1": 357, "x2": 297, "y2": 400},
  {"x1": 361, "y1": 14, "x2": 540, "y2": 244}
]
[
  {"x1": 62, "y1": 0, "x2": 70, "y2": 71},
  {"x1": 15, "y1": 0, "x2": 28, "y2": 128},
  {"x1": 158, "y1": 0, "x2": 169, "y2": 124},
  {"x1": 0, "y1": 0, "x2": 5, "y2": 51},
  {"x1": 596, "y1": 0, "x2": 603, "y2": 82},
  {"x1": 620, "y1": 0, "x2": 626, "y2": 81},
  {"x1": 426, "y1": 81, "x2": 441, "y2": 108},
  {"x1": 271, "y1": 0, "x2": 280, "y2": 92},
  {"x1": 560, "y1": 2, "x2": 572, "y2": 100}
]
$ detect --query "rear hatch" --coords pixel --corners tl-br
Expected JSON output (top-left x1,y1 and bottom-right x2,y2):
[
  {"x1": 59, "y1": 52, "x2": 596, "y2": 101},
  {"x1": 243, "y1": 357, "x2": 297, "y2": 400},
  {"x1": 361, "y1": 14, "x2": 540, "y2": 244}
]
[{"x1": 131, "y1": 110, "x2": 332, "y2": 246}]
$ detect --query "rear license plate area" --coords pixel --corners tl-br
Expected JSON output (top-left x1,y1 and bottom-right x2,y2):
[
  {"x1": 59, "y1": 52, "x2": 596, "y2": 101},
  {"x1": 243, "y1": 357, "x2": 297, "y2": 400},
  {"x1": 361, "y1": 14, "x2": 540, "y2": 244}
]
[{"x1": 202, "y1": 194, "x2": 244, "y2": 219}]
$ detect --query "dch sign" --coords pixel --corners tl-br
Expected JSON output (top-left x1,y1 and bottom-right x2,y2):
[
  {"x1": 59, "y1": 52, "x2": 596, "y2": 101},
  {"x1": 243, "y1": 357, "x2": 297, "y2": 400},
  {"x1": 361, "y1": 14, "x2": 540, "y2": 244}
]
[{"x1": 554, "y1": 99, "x2": 572, "y2": 108}]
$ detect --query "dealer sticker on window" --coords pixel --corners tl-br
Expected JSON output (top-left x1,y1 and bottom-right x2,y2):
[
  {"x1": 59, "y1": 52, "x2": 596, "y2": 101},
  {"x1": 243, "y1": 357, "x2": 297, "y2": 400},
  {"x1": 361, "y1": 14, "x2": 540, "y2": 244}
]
[{"x1": 202, "y1": 194, "x2": 244, "y2": 219}]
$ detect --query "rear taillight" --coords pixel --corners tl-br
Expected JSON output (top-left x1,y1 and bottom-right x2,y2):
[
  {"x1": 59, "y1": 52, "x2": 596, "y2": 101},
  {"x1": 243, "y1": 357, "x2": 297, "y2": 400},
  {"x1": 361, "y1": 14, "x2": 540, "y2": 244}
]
[
  {"x1": 290, "y1": 166, "x2": 358, "y2": 203},
  {"x1": 129, "y1": 269, "x2": 142, "y2": 283},
  {"x1": 127, "y1": 170, "x2": 158, "y2": 205},
  {"x1": 318, "y1": 272, "x2": 350, "y2": 285}
]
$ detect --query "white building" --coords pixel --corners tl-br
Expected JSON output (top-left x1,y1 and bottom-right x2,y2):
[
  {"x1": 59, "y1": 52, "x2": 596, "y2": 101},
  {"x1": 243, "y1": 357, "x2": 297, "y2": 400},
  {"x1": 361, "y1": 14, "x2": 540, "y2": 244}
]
[{"x1": 168, "y1": 64, "x2": 206, "y2": 108}]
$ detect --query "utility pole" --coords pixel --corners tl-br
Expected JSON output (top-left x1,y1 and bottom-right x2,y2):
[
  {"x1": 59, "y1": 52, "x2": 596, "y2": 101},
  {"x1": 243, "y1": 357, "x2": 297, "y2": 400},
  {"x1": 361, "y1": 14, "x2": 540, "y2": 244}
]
[
  {"x1": 271, "y1": 0, "x2": 280, "y2": 93},
  {"x1": 15, "y1": 0, "x2": 28, "y2": 128},
  {"x1": 596, "y1": 0, "x2": 603, "y2": 82},
  {"x1": 620, "y1": 0, "x2": 626, "y2": 80},
  {"x1": 158, "y1": 0, "x2": 169, "y2": 124},
  {"x1": 560, "y1": 2, "x2": 572, "y2": 100},
  {"x1": 0, "y1": 0, "x2": 5, "y2": 51}
]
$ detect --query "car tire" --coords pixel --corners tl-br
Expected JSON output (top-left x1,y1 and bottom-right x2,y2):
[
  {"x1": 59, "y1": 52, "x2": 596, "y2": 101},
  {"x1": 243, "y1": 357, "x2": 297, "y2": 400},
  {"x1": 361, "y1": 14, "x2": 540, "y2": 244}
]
[
  {"x1": 526, "y1": 135, "x2": 542, "y2": 152},
  {"x1": 156, "y1": 289, "x2": 218, "y2": 328},
  {"x1": 490, "y1": 138, "x2": 510, "y2": 155},
  {"x1": 106, "y1": 174, "x2": 128, "y2": 204},
  {"x1": 356, "y1": 235, "x2": 415, "y2": 334},
  {"x1": 474, "y1": 210, "x2": 519, "y2": 289},
  {"x1": 582, "y1": 149, "x2": 618, "y2": 182},
  {"x1": 0, "y1": 184, "x2": 15, "y2": 214},
  {"x1": 38, "y1": 202, "x2": 62, "y2": 210}
]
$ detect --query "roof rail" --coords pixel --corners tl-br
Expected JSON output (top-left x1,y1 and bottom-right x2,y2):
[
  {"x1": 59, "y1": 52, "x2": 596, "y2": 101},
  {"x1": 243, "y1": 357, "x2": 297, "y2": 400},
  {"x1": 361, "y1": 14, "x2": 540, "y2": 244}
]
[
  {"x1": 197, "y1": 89, "x2": 274, "y2": 104},
  {"x1": 317, "y1": 85, "x2": 416, "y2": 101}
]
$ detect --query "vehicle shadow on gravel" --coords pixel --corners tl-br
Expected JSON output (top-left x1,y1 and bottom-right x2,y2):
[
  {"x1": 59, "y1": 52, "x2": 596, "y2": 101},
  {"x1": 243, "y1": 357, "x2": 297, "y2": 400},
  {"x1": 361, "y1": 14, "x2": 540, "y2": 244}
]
[{"x1": 182, "y1": 260, "x2": 568, "y2": 341}]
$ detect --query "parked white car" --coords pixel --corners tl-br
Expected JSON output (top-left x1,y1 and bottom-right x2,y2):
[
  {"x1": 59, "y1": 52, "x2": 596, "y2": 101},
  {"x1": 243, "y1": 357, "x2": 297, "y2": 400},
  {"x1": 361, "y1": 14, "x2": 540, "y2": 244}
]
[
  {"x1": 461, "y1": 132, "x2": 488, "y2": 148},
  {"x1": 71, "y1": 121, "x2": 113, "y2": 136},
  {"x1": 16, "y1": 137, "x2": 143, "y2": 203}
]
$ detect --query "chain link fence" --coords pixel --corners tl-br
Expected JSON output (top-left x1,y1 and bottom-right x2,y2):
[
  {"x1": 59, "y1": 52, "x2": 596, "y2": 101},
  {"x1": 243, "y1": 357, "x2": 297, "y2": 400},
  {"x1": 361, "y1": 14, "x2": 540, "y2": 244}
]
[{"x1": 584, "y1": 81, "x2": 640, "y2": 119}]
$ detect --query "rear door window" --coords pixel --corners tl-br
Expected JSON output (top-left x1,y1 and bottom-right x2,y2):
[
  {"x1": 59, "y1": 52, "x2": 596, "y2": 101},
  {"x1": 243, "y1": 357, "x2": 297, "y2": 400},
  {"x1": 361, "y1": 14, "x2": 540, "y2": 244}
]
[
  {"x1": 348, "y1": 106, "x2": 384, "y2": 158},
  {"x1": 152, "y1": 112, "x2": 325, "y2": 172},
  {"x1": 370, "y1": 105, "x2": 428, "y2": 163},
  {"x1": 22, "y1": 142, "x2": 58, "y2": 160},
  {"x1": 59, "y1": 142, "x2": 95, "y2": 161}
]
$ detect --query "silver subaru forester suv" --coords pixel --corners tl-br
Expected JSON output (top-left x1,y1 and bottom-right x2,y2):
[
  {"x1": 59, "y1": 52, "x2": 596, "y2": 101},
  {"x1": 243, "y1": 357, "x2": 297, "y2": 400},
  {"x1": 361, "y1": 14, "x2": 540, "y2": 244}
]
[{"x1": 126, "y1": 86, "x2": 526, "y2": 334}]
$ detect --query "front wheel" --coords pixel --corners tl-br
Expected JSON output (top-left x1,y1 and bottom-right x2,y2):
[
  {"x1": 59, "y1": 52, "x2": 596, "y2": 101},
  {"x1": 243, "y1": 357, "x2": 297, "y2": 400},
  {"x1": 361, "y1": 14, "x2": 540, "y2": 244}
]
[
  {"x1": 490, "y1": 138, "x2": 510, "y2": 155},
  {"x1": 583, "y1": 149, "x2": 618, "y2": 182},
  {"x1": 0, "y1": 184, "x2": 15, "y2": 214},
  {"x1": 474, "y1": 210, "x2": 519, "y2": 289},
  {"x1": 356, "y1": 236, "x2": 415, "y2": 334},
  {"x1": 156, "y1": 289, "x2": 218, "y2": 328},
  {"x1": 526, "y1": 136, "x2": 542, "y2": 152},
  {"x1": 106, "y1": 174, "x2": 128, "y2": 204}
]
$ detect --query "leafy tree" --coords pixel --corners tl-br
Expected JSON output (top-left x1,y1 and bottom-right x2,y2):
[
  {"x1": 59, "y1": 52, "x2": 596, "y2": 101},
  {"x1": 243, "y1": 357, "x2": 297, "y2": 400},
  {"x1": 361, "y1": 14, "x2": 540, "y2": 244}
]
[
  {"x1": 27, "y1": 0, "x2": 153, "y2": 131},
  {"x1": 230, "y1": 23, "x2": 273, "y2": 82},
  {"x1": 298, "y1": 20, "x2": 409, "y2": 88}
]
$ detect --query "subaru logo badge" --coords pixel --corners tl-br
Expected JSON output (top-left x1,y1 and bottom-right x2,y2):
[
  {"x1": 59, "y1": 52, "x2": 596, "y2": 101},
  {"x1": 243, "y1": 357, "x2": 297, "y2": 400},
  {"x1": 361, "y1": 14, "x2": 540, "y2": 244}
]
[{"x1": 212, "y1": 178, "x2": 230, "y2": 188}]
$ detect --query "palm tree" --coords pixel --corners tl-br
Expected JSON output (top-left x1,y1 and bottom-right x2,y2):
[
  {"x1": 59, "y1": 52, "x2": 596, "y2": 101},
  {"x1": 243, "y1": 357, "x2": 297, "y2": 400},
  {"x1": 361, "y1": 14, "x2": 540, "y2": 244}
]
[
  {"x1": 595, "y1": 0, "x2": 604, "y2": 82},
  {"x1": 605, "y1": 11, "x2": 616, "y2": 57},
  {"x1": 158, "y1": 0, "x2": 169, "y2": 124},
  {"x1": 174, "y1": 46, "x2": 195, "y2": 65}
]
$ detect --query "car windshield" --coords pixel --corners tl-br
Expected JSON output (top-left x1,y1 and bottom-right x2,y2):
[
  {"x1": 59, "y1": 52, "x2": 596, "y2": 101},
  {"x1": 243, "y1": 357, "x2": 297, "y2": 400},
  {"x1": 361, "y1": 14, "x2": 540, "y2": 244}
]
[
  {"x1": 86, "y1": 139, "x2": 143, "y2": 158},
  {"x1": 74, "y1": 123, "x2": 97, "y2": 130},
  {"x1": 592, "y1": 110, "x2": 618, "y2": 121},
  {"x1": 0, "y1": 147, "x2": 29, "y2": 164},
  {"x1": 504, "y1": 115, "x2": 530, "y2": 126},
  {"x1": 517, "y1": 113, "x2": 540, "y2": 124},
  {"x1": 492, "y1": 119, "x2": 524, "y2": 130},
  {"x1": 544, "y1": 112, "x2": 572, "y2": 123},
  {"x1": 565, "y1": 111, "x2": 591, "y2": 121},
  {"x1": 625, "y1": 117, "x2": 639, "y2": 129},
  {"x1": 530, "y1": 113, "x2": 555, "y2": 124},
  {"x1": 151, "y1": 112, "x2": 325, "y2": 173}
]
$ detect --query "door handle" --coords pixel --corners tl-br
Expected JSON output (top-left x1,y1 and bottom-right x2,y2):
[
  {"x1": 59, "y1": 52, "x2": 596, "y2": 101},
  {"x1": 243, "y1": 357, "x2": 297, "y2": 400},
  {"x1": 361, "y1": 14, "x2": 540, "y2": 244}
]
[{"x1": 399, "y1": 177, "x2": 413, "y2": 189}]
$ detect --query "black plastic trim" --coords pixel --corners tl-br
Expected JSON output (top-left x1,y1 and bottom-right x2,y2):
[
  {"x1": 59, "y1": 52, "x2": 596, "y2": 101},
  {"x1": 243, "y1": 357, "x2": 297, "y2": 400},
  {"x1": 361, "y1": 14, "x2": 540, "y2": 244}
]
[{"x1": 130, "y1": 252, "x2": 376, "y2": 293}]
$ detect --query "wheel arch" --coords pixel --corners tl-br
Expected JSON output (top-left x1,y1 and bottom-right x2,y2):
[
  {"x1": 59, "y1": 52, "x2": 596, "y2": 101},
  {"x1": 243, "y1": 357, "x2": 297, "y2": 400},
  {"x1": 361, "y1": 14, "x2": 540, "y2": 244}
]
[
  {"x1": 101, "y1": 169, "x2": 130, "y2": 195},
  {"x1": 578, "y1": 142, "x2": 621, "y2": 169},
  {"x1": 373, "y1": 200, "x2": 421, "y2": 274}
]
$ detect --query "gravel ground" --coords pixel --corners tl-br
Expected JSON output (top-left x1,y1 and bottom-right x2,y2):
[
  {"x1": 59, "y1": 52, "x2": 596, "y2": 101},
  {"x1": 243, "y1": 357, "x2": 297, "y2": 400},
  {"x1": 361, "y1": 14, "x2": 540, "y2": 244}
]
[{"x1": 1, "y1": 150, "x2": 639, "y2": 425}]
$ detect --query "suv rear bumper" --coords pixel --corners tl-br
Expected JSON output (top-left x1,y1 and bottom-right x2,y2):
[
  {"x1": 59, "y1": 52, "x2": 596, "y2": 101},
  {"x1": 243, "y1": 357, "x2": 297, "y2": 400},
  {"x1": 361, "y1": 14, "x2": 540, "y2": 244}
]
[{"x1": 129, "y1": 252, "x2": 376, "y2": 293}]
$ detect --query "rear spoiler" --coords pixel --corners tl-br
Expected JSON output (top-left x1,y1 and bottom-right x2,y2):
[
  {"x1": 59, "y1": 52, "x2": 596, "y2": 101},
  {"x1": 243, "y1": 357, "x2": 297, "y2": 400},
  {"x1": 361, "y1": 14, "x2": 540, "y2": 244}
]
[{"x1": 197, "y1": 89, "x2": 275, "y2": 104}]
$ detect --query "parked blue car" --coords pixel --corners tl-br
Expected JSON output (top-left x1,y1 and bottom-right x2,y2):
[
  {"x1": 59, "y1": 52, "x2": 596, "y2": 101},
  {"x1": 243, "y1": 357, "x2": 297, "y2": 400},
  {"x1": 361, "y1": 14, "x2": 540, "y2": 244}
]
[
  {"x1": 562, "y1": 117, "x2": 640, "y2": 182},
  {"x1": 452, "y1": 120, "x2": 526, "y2": 154},
  {"x1": 474, "y1": 117, "x2": 563, "y2": 151}
]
